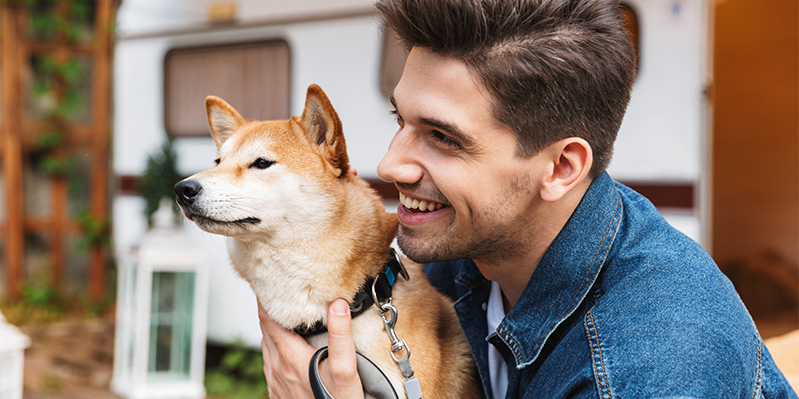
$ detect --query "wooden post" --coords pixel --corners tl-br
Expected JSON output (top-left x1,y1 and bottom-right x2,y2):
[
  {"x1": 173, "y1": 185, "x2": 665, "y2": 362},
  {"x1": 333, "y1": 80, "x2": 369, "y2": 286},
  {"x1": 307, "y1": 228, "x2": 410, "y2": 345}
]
[
  {"x1": 49, "y1": 1, "x2": 71, "y2": 292},
  {"x1": 89, "y1": 0, "x2": 113, "y2": 303},
  {"x1": 1, "y1": 2, "x2": 25, "y2": 300}
]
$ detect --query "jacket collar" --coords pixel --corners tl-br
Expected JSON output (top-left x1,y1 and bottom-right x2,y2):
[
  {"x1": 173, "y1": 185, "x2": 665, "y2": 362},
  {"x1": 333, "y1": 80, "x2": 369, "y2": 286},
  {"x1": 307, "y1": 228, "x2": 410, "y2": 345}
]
[{"x1": 491, "y1": 172, "x2": 624, "y2": 368}]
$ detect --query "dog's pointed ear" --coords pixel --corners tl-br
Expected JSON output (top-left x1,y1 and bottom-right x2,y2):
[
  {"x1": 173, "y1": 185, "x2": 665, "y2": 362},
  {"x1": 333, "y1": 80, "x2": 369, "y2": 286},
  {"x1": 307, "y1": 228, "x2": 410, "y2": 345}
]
[
  {"x1": 300, "y1": 84, "x2": 349, "y2": 177},
  {"x1": 206, "y1": 96, "x2": 245, "y2": 148}
]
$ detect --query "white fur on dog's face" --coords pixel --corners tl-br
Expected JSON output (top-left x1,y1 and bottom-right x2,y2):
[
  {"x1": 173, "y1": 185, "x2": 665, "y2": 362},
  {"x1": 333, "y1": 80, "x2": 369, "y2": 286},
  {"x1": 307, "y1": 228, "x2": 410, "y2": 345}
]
[{"x1": 179, "y1": 129, "x2": 333, "y2": 241}]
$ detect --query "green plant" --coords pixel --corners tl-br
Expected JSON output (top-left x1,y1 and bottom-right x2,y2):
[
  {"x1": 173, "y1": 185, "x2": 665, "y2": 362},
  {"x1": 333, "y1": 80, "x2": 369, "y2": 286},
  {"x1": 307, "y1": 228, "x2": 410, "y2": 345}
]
[
  {"x1": 205, "y1": 342, "x2": 268, "y2": 399},
  {"x1": 28, "y1": 0, "x2": 93, "y2": 44},
  {"x1": 39, "y1": 373, "x2": 65, "y2": 394},
  {"x1": 1, "y1": 266, "x2": 66, "y2": 325},
  {"x1": 139, "y1": 139, "x2": 181, "y2": 226},
  {"x1": 74, "y1": 208, "x2": 112, "y2": 252}
]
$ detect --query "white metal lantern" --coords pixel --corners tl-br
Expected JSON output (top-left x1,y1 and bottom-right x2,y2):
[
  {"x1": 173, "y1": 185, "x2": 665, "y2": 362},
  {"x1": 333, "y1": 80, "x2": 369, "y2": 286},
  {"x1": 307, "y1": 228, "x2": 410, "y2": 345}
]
[
  {"x1": 0, "y1": 311, "x2": 29, "y2": 399},
  {"x1": 112, "y1": 200, "x2": 209, "y2": 399}
]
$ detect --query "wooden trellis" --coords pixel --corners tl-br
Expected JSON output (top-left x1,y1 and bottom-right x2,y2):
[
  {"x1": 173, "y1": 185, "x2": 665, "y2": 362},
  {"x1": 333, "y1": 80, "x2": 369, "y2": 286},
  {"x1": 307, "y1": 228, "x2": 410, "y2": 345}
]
[{"x1": 0, "y1": 0, "x2": 114, "y2": 302}]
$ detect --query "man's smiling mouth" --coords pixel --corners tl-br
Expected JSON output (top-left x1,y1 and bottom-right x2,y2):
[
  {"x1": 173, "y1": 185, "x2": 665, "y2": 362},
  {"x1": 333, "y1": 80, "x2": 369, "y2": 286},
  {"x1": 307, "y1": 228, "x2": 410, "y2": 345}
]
[{"x1": 399, "y1": 193, "x2": 447, "y2": 213}]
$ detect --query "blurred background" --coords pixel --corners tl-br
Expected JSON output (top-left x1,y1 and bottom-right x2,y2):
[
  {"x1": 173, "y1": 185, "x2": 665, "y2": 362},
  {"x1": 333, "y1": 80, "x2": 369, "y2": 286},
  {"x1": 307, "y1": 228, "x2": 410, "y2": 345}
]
[{"x1": 0, "y1": 0, "x2": 795, "y2": 397}]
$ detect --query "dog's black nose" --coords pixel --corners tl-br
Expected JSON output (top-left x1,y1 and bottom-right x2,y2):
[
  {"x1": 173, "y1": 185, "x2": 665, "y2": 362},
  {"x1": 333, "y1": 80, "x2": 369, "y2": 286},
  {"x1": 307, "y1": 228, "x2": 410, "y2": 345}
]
[{"x1": 175, "y1": 180, "x2": 203, "y2": 205}]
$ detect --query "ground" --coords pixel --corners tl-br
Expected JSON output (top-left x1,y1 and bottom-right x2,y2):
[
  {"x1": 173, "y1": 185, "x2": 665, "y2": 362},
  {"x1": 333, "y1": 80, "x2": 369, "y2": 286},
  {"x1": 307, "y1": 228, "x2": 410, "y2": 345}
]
[
  {"x1": 21, "y1": 318, "x2": 121, "y2": 399},
  {"x1": 16, "y1": 316, "x2": 798, "y2": 397}
]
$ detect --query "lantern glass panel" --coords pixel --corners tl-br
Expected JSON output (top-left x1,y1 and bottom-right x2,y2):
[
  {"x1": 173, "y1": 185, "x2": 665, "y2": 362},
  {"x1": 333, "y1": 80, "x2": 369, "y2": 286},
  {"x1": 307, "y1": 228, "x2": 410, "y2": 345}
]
[{"x1": 148, "y1": 271, "x2": 195, "y2": 381}]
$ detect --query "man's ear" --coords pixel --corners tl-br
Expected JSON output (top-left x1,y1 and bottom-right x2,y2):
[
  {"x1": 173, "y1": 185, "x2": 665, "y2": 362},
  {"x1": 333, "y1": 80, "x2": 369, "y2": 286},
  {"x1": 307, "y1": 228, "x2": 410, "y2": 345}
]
[
  {"x1": 540, "y1": 138, "x2": 593, "y2": 202},
  {"x1": 206, "y1": 96, "x2": 245, "y2": 149},
  {"x1": 300, "y1": 84, "x2": 349, "y2": 177}
]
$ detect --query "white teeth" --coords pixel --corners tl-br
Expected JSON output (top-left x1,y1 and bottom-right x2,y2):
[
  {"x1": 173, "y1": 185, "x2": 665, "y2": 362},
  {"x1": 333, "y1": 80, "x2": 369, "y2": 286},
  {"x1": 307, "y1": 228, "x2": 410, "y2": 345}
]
[{"x1": 398, "y1": 193, "x2": 445, "y2": 212}]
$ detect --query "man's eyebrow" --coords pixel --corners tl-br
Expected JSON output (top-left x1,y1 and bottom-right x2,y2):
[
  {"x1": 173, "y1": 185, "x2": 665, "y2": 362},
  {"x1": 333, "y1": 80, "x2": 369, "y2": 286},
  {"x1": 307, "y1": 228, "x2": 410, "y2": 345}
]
[
  {"x1": 420, "y1": 117, "x2": 477, "y2": 148},
  {"x1": 390, "y1": 93, "x2": 478, "y2": 148}
]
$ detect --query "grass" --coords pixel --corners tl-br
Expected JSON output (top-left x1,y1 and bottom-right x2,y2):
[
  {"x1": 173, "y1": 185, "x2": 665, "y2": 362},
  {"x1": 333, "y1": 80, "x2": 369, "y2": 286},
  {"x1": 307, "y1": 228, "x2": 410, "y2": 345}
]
[{"x1": 205, "y1": 341, "x2": 269, "y2": 399}]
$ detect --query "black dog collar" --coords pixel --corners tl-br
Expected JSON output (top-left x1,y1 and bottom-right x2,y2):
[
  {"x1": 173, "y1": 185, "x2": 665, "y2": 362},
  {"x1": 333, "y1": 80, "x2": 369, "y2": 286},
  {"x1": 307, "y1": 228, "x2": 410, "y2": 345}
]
[{"x1": 294, "y1": 249, "x2": 409, "y2": 337}]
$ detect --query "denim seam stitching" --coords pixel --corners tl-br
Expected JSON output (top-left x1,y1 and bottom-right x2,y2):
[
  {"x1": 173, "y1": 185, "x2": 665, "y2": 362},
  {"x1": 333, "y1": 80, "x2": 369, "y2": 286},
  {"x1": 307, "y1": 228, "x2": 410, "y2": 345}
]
[
  {"x1": 592, "y1": 307, "x2": 612, "y2": 398},
  {"x1": 497, "y1": 324, "x2": 522, "y2": 366},
  {"x1": 453, "y1": 289, "x2": 472, "y2": 307},
  {"x1": 556, "y1": 187, "x2": 622, "y2": 325},
  {"x1": 455, "y1": 273, "x2": 479, "y2": 288},
  {"x1": 520, "y1": 187, "x2": 623, "y2": 365},
  {"x1": 751, "y1": 335, "x2": 763, "y2": 399},
  {"x1": 585, "y1": 306, "x2": 610, "y2": 399}
]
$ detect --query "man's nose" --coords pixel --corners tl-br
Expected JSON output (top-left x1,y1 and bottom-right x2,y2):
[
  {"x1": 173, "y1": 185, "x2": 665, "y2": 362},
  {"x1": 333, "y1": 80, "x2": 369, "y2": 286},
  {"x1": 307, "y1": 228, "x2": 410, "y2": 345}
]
[{"x1": 377, "y1": 130, "x2": 423, "y2": 184}]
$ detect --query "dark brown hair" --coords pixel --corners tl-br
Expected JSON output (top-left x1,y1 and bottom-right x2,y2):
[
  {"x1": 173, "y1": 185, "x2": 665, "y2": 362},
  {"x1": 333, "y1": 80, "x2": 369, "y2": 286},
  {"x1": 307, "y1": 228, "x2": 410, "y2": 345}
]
[{"x1": 376, "y1": 0, "x2": 636, "y2": 177}]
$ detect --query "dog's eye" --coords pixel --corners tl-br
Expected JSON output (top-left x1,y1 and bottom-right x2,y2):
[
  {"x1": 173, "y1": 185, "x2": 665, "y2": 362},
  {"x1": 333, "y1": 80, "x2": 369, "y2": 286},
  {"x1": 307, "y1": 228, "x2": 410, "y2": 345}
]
[
  {"x1": 250, "y1": 158, "x2": 275, "y2": 170},
  {"x1": 214, "y1": 158, "x2": 221, "y2": 165}
]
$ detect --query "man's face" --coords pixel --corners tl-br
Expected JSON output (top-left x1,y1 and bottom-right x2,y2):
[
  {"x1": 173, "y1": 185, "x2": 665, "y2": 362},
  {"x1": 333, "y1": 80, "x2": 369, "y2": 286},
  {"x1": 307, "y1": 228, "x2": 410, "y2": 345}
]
[{"x1": 377, "y1": 47, "x2": 549, "y2": 264}]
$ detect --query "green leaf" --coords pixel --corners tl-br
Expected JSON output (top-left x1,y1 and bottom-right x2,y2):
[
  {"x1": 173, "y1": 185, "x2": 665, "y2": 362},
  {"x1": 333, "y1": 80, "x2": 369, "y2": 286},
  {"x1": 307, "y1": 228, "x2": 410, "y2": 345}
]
[
  {"x1": 140, "y1": 139, "x2": 181, "y2": 226},
  {"x1": 221, "y1": 348, "x2": 247, "y2": 372},
  {"x1": 71, "y1": 1, "x2": 91, "y2": 20},
  {"x1": 39, "y1": 156, "x2": 75, "y2": 176},
  {"x1": 36, "y1": 131, "x2": 63, "y2": 149},
  {"x1": 205, "y1": 371, "x2": 236, "y2": 394},
  {"x1": 58, "y1": 60, "x2": 82, "y2": 83}
]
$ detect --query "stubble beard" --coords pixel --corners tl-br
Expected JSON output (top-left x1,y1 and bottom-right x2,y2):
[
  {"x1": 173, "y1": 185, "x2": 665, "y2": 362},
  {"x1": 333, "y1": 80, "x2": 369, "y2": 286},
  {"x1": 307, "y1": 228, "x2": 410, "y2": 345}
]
[
  {"x1": 396, "y1": 174, "x2": 536, "y2": 265},
  {"x1": 396, "y1": 214, "x2": 532, "y2": 265}
]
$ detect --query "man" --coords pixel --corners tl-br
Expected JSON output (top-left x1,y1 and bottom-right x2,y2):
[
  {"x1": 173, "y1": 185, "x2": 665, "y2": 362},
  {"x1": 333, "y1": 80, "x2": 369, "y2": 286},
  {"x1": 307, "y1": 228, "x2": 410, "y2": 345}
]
[{"x1": 260, "y1": 0, "x2": 797, "y2": 397}]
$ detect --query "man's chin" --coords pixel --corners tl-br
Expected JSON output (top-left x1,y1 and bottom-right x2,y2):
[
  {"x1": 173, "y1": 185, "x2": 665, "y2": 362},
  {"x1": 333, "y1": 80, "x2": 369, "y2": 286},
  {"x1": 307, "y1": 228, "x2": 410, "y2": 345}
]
[{"x1": 396, "y1": 233, "x2": 460, "y2": 264}]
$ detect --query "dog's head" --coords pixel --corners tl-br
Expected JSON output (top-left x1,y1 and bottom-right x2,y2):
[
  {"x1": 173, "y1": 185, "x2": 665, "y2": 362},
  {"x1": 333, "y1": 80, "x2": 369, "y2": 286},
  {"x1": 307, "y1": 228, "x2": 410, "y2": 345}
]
[{"x1": 174, "y1": 84, "x2": 350, "y2": 239}]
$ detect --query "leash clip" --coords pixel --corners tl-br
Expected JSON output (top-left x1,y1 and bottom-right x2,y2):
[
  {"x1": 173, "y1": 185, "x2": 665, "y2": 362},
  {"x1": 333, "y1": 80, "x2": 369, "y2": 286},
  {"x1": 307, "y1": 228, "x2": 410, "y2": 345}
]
[
  {"x1": 378, "y1": 300, "x2": 411, "y2": 363},
  {"x1": 371, "y1": 278, "x2": 423, "y2": 399}
]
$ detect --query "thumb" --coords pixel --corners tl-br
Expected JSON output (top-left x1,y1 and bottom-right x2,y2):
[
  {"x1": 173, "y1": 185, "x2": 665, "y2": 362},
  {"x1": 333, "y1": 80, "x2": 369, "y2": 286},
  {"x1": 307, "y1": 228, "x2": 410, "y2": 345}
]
[{"x1": 322, "y1": 298, "x2": 363, "y2": 398}]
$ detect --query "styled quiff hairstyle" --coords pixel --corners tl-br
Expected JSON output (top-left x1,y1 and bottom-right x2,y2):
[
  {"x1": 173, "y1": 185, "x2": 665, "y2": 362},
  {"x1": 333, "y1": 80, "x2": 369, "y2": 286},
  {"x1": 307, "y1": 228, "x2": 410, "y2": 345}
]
[{"x1": 376, "y1": 0, "x2": 636, "y2": 178}]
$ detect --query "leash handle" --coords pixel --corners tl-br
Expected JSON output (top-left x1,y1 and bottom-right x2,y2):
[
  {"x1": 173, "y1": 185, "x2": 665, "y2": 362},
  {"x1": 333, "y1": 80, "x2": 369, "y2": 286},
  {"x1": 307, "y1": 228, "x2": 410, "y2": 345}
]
[
  {"x1": 308, "y1": 347, "x2": 400, "y2": 399},
  {"x1": 309, "y1": 347, "x2": 334, "y2": 399}
]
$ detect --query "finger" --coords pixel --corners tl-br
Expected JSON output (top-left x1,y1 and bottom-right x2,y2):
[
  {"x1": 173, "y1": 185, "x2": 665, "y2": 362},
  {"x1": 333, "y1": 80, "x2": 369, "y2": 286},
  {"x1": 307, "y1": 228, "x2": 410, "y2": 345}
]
[
  {"x1": 258, "y1": 303, "x2": 316, "y2": 399},
  {"x1": 327, "y1": 299, "x2": 357, "y2": 368},
  {"x1": 322, "y1": 299, "x2": 364, "y2": 399},
  {"x1": 261, "y1": 336, "x2": 272, "y2": 379},
  {"x1": 349, "y1": 167, "x2": 358, "y2": 176}
]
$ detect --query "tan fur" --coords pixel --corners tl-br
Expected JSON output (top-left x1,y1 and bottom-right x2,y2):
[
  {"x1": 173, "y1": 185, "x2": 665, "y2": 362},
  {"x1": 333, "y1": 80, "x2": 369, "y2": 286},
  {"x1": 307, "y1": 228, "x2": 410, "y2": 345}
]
[{"x1": 176, "y1": 84, "x2": 480, "y2": 398}]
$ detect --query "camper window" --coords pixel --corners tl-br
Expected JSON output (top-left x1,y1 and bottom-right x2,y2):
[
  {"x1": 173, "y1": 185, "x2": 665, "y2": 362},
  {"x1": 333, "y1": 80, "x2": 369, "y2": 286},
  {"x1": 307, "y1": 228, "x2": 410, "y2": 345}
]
[{"x1": 164, "y1": 41, "x2": 291, "y2": 138}]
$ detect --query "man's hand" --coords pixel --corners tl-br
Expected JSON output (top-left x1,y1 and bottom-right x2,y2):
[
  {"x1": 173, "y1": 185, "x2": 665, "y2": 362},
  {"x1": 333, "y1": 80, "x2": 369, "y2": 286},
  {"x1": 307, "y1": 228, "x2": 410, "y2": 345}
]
[{"x1": 259, "y1": 299, "x2": 364, "y2": 399}]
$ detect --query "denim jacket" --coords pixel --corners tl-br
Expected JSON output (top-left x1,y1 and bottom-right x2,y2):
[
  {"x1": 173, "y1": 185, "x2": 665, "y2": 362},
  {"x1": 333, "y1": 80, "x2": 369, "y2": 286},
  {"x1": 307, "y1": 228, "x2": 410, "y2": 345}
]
[{"x1": 424, "y1": 173, "x2": 797, "y2": 398}]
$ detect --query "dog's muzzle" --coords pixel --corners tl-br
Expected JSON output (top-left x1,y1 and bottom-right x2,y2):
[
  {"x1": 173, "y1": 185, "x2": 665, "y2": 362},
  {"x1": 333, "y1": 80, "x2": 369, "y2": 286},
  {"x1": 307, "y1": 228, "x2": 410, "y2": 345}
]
[{"x1": 174, "y1": 180, "x2": 202, "y2": 207}]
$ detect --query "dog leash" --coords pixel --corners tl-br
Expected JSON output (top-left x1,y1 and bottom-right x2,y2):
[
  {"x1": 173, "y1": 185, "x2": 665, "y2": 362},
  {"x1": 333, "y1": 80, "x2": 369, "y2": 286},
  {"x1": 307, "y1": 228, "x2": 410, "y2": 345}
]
[
  {"x1": 309, "y1": 347, "x2": 399, "y2": 399},
  {"x1": 308, "y1": 249, "x2": 423, "y2": 399},
  {"x1": 371, "y1": 266, "x2": 424, "y2": 399}
]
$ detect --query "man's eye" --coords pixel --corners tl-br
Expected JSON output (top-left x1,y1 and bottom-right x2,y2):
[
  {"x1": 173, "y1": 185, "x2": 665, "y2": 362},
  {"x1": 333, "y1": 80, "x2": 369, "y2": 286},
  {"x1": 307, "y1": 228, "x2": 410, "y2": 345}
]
[
  {"x1": 250, "y1": 158, "x2": 275, "y2": 169},
  {"x1": 390, "y1": 109, "x2": 404, "y2": 126},
  {"x1": 431, "y1": 131, "x2": 460, "y2": 148}
]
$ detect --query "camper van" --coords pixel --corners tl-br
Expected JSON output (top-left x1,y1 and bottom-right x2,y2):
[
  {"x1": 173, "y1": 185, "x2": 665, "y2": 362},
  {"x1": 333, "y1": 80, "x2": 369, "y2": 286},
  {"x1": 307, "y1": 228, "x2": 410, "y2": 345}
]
[{"x1": 113, "y1": 0, "x2": 710, "y2": 348}]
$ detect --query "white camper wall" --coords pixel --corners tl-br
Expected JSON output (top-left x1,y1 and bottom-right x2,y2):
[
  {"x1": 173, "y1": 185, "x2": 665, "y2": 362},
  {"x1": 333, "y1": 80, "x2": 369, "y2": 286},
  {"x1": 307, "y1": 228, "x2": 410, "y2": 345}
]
[
  {"x1": 610, "y1": 0, "x2": 709, "y2": 242},
  {"x1": 611, "y1": 0, "x2": 708, "y2": 182},
  {"x1": 116, "y1": 0, "x2": 376, "y2": 37}
]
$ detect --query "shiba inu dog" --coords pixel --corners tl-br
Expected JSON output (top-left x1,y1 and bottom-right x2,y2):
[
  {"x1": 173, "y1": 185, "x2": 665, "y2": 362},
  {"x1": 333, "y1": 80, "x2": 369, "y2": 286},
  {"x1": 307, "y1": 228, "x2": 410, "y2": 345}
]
[{"x1": 174, "y1": 84, "x2": 479, "y2": 398}]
